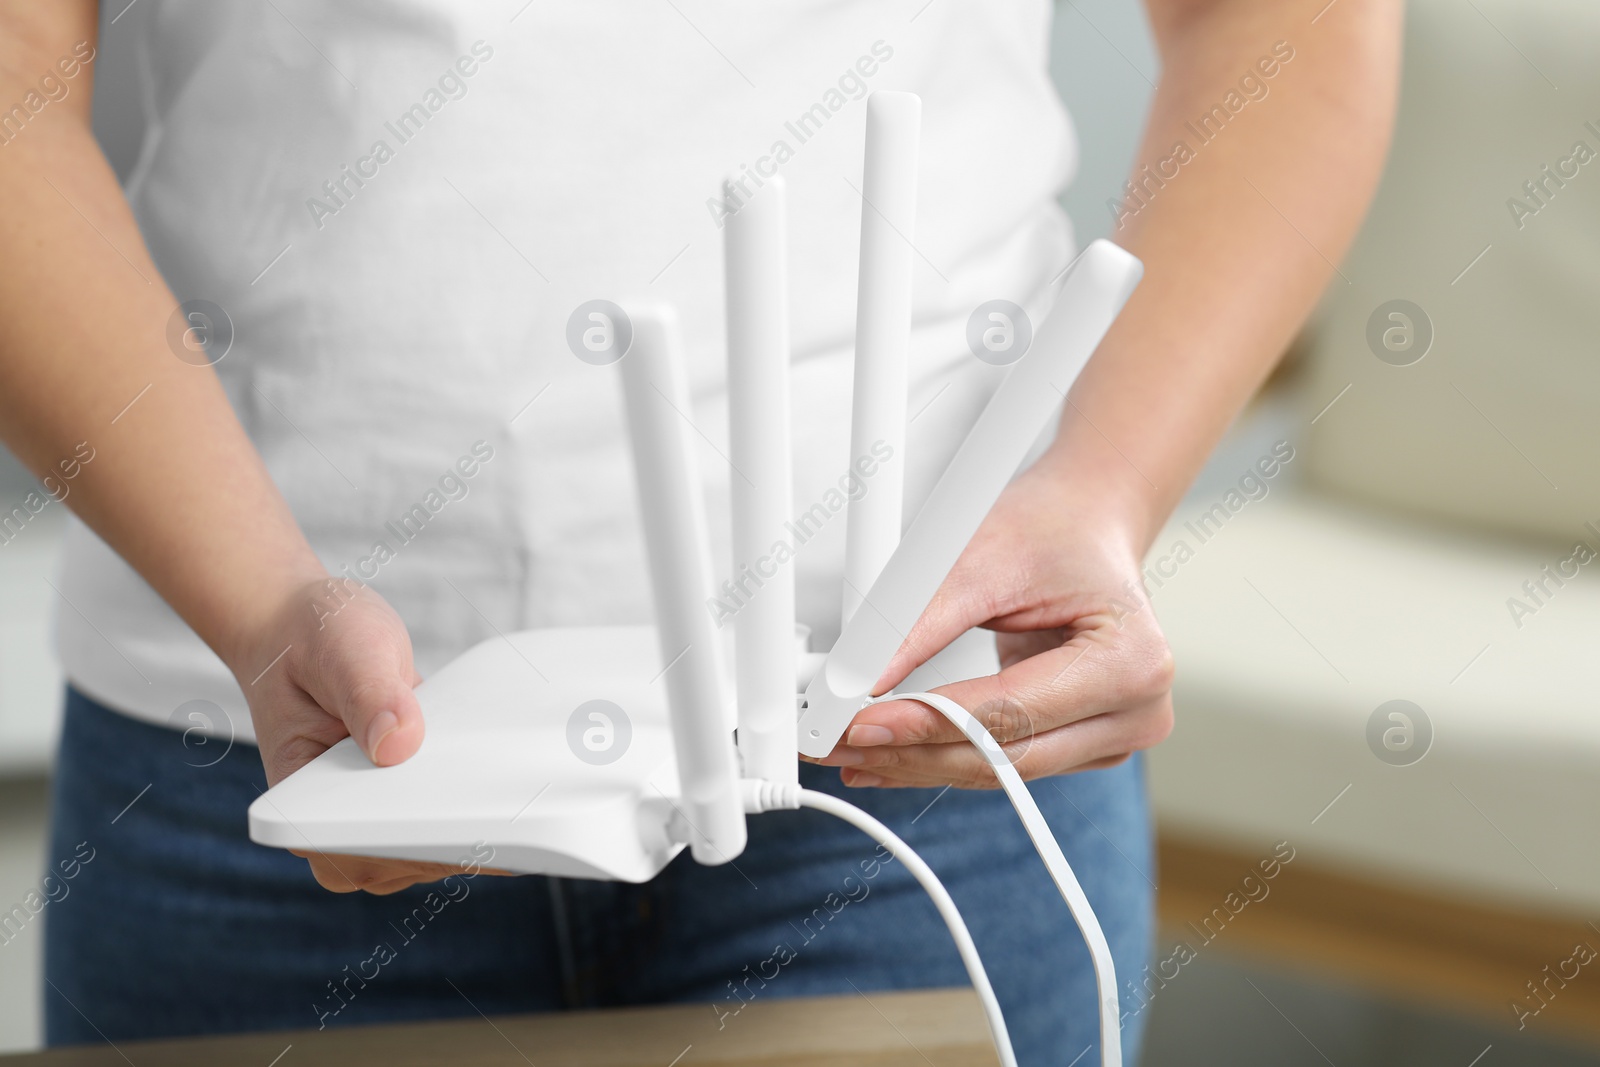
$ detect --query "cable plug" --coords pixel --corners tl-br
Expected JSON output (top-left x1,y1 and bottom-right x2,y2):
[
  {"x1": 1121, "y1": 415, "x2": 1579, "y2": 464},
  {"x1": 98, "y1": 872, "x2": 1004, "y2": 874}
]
[{"x1": 740, "y1": 778, "x2": 802, "y2": 813}]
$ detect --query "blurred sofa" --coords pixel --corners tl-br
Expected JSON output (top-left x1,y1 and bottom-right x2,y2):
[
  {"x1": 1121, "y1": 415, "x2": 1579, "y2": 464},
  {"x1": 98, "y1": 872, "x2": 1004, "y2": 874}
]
[{"x1": 1146, "y1": 0, "x2": 1600, "y2": 932}]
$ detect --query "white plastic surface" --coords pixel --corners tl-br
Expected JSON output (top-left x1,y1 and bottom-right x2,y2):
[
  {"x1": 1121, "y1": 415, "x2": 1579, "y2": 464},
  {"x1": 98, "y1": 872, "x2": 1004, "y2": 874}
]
[
  {"x1": 725, "y1": 177, "x2": 798, "y2": 787},
  {"x1": 248, "y1": 627, "x2": 687, "y2": 883},
  {"x1": 841, "y1": 91, "x2": 919, "y2": 628},
  {"x1": 797, "y1": 240, "x2": 1144, "y2": 757},
  {"x1": 620, "y1": 309, "x2": 748, "y2": 865}
]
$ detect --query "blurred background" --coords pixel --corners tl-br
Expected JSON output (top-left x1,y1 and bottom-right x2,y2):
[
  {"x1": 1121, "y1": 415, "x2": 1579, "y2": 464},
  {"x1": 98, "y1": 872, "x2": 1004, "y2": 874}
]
[{"x1": 2, "y1": 0, "x2": 1597, "y2": 1062}]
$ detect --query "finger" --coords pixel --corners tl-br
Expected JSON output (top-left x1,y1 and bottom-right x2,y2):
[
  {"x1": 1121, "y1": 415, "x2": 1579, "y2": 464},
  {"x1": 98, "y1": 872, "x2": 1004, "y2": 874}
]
[
  {"x1": 305, "y1": 854, "x2": 376, "y2": 894},
  {"x1": 297, "y1": 844, "x2": 515, "y2": 889},
  {"x1": 842, "y1": 750, "x2": 1134, "y2": 790},
  {"x1": 837, "y1": 697, "x2": 1170, "y2": 787},
  {"x1": 302, "y1": 852, "x2": 461, "y2": 893},
  {"x1": 360, "y1": 875, "x2": 427, "y2": 896},
  {"x1": 290, "y1": 844, "x2": 515, "y2": 878},
  {"x1": 260, "y1": 687, "x2": 351, "y2": 785},
  {"x1": 847, "y1": 612, "x2": 1171, "y2": 750},
  {"x1": 840, "y1": 754, "x2": 998, "y2": 791},
  {"x1": 314, "y1": 639, "x2": 425, "y2": 767},
  {"x1": 257, "y1": 625, "x2": 425, "y2": 782}
]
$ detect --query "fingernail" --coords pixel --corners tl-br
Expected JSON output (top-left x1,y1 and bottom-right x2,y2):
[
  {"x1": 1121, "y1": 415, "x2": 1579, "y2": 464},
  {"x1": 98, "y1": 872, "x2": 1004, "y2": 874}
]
[
  {"x1": 825, "y1": 747, "x2": 866, "y2": 766},
  {"x1": 848, "y1": 724, "x2": 895, "y2": 747},
  {"x1": 846, "y1": 772, "x2": 884, "y2": 788},
  {"x1": 365, "y1": 710, "x2": 399, "y2": 762}
]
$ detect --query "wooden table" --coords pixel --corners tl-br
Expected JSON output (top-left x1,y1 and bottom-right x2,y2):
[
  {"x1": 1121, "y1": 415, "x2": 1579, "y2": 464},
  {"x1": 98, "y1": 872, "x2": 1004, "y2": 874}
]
[{"x1": 1, "y1": 988, "x2": 998, "y2": 1066}]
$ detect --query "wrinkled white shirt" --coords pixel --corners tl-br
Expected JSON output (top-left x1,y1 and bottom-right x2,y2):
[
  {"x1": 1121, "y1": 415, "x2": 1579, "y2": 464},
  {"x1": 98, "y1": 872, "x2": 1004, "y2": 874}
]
[{"x1": 58, "y1": 0, "x2": 1077, "y2": 741}]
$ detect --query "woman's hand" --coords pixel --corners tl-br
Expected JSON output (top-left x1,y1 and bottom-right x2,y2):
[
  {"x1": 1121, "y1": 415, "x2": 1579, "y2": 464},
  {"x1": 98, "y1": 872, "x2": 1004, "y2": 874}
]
[
  {"x1": 233, "y1": 577, "x2": 499, "y2": 893},
  {"x1": 0, "y1": 3, "x2": 504, "y2": 894},
  {"x1": 808, "y1": 453, "x2": 1174, "y2": 788},
  {"x1": 811, "y1": 0, "x2": 1404, "y2": 790}
]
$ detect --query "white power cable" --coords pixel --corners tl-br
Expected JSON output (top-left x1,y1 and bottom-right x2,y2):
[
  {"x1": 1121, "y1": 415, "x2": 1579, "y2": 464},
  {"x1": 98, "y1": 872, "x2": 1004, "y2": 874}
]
[
  {"x1": 794, "y1": 788, "x2": 1018, "y2": 1067},
  {"x1": 743, "y1": 685, "x2": 1126, "y2": 1067},
  {"x1": 739, "y1": 780, "x2": 1015, "y2": 1064},
  {"x1": 884, "y1": 691, "x2": 1122, "y2": 1067}
]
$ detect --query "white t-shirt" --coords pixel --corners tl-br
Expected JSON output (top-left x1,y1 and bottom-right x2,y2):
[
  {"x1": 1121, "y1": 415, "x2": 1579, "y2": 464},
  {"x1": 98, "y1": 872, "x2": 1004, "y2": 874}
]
[{"x1": 57, "y1": 0, "x2": 1078, "y2": 742}]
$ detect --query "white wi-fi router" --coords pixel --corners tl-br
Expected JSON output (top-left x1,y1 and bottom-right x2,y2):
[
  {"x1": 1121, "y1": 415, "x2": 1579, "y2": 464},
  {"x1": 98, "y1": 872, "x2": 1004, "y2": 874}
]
[{"x1": 250, "y1": 91, "x2": 1142, "y2": 1067}]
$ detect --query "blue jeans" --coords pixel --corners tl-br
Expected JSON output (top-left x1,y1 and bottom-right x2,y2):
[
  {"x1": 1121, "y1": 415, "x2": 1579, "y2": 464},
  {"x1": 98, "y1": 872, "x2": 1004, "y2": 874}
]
[{"x1": 44, "y1": 686, "x2": 1152, "y2": 1064}]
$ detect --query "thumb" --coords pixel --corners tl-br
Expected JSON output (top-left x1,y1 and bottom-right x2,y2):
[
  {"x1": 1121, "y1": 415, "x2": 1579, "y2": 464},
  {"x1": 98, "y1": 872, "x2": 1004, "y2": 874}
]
[{"x1": 317, "y1": 649, "x2": 426, "y2": 767}]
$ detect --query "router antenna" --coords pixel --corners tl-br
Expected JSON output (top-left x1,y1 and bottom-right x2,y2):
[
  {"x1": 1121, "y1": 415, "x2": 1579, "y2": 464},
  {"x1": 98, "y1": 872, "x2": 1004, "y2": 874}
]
[
  {"x1": 840, "y1": 91, "x2": 920, "y2": 629},
  {"x1": 724, "y1": 177, "x2": 798, "y2": 786},
  {"x1": 620, "y1": 308, "x2": 748, "y2": 864},
  {"x1": 798, "y1": 241, "x2": 1145, "y2": 758}
]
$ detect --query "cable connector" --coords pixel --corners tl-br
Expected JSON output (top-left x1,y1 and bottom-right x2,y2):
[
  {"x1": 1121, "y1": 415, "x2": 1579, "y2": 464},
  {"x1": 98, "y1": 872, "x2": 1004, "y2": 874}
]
[{"x1": 740, "y1": 778, "x2": 803, "y2": 813}]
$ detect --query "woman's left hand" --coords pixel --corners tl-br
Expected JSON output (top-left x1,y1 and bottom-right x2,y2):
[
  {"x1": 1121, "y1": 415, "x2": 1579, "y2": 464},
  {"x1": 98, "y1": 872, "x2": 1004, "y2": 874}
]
[{"x1": 806, "y1": 453, "x2": 1175, "y2": 788}]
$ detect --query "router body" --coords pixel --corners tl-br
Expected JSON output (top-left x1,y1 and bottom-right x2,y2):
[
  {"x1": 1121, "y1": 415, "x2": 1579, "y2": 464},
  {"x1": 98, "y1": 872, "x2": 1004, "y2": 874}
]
[
  {"x1": 248, "y1": 90, "x2": 1141, "y2": 1065},
  {"x1": 250, "y1": 627, "x2": 687, "y2": 882},
  {"x1": 249, "y1": 239, "x2": 1142, "y2": 874},
  {"x1": 249, "y1": 622, "x2": 1001, "y2": 882}
]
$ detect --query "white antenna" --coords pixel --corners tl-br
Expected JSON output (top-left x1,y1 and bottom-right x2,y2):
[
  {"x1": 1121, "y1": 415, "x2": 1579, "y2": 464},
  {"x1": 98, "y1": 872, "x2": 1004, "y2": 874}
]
[
  {"x1": 798, "y1": 241, "x2": 1145, "y2": 757},
  {"x1": 251, "y1": 105, "x2": 1144, "y2": 1067},
  {"x1": 725, "y1": 177, "x2": 798, "y2": 786},
  {"x1": 840, "y1": 91, "x2": 920, "y2": 628},
  {"x1": 619, "y1": 307, "x2": 748, "y2": 864}
]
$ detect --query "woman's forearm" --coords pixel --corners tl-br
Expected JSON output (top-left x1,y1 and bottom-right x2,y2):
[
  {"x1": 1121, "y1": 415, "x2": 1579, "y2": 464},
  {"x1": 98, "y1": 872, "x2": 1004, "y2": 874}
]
[
  {"x1": 1042, "y1": 0, "x2": 1402, "y2": 552},
  {"x1": 0, "y1": 4, "x2": 325, "y2": 675}
]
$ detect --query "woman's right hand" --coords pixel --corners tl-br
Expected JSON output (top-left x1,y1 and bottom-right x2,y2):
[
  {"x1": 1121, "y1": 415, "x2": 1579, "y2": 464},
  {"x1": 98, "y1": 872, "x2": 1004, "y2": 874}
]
[
  {"x1": 232, "y1": 577, "x2": 492, "y2": 895},
  {"x1": 0, "y1": 3, "x2": 506, "y2": 898}
]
